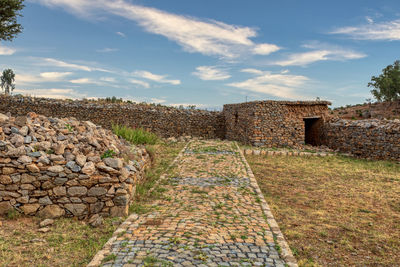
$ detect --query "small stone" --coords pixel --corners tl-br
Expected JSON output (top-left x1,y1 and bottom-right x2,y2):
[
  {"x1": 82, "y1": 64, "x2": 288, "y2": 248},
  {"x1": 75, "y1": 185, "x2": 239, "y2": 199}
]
[
  {"x1": 82, "y1": 161, "x2": 96, "y2": 175},
  {"x1": 113, "y1": 195, "x2": 129, "y2": 206},
  {"x1": 19, "y1": 126, "x2": 29, "y2": 136},
  {"x1": 26, "y1": 164, "x2": 40, "y2": 173},
  {"x1": 27, "y1": 151, "x2": 41, "y2": 157},
  {"x1": 87, "y1": 187, "x2": 107, "y2": 196},
  {"x1": 38, "y1": 227, "x2": 50, "y2": 233},
  {"x1": 0, "y1": 175, "x2": 12, "y2": 184},
  {"x1": 75, "y1": 154, "x2": 87, "y2": 167},
  {"x1": 0, "y1": 113, "x2": 9, "y2": 123},
  {"x1": 53, "y1": 186, "x2": 67, "y2": 196},
  {"x1": 47, "y1": 165, "x2": 64, "y2": 173},
  {"x1": 66, "y1": 161, "x2": 81, "y2": 172},
  {"x1": 67, "y1": 186, "x2": 87, "y2": 197},
  {"x1": 21, "y1": 174, "x2": 36, "y2": 183},
  {"x1": 65, "y1": 203, "x2": 87, "y2": 216},
  {"x1": 39, "y1": 196, "x2": 53, "y2": 205},
  {"x1": 37, "y1": 205, "x2": 65, "y2": 219},
  {"x1": 0, "y1": 201, "x2": 13, "y2": 215},
  {"x1": 103, "y1": 158, "x2": 123, "y2": 169},
  {"x1": 54, "y1": 144, "x2": 65, "y2": 155},
  {"x1": 24, "y1": 136, "x2": 32, "y2": 144},
  {"x1": 88, "y1": 214, "x2": 103, "y2": 227},
  {"x1": 39, "y1": 219, "x2": 54, "y2": 227},
  {"x1": 20, "y1": 203, "x2": 40, "y2": 215}
]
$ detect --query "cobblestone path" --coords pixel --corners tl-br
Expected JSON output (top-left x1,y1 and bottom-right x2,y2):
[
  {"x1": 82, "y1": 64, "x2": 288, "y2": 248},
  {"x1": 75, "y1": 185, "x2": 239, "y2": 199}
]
[{"x1": 90, "y1": 140, "x2": 296, "y2": 267}]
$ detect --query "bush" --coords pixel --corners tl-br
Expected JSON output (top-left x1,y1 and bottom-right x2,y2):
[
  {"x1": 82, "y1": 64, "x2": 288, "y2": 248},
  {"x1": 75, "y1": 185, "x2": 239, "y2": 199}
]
[{"x1": 112, "y1": 124, "x2": 158, "y2": 145}]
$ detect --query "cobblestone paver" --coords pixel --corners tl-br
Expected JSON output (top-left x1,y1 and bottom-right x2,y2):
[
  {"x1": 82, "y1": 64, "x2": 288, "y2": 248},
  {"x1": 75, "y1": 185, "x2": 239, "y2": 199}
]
[{"x1": 90, "y1": 140, "x2": 296, "y2": 267}]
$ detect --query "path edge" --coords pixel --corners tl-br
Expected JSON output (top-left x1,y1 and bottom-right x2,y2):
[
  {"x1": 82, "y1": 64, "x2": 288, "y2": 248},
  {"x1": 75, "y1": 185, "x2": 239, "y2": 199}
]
[
  {"x1": 87, "y1": 141, "x2": 191, "y2": 267},
  {"x1": 236, "y1": 142, "x2": 299, "y2": 267}
]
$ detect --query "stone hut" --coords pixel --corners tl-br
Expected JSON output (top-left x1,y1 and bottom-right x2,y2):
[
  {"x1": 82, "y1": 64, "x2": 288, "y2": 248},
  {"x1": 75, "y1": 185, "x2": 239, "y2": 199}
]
[{"x1": 223, "y1": 100, "x2": 331, "y2": 148}]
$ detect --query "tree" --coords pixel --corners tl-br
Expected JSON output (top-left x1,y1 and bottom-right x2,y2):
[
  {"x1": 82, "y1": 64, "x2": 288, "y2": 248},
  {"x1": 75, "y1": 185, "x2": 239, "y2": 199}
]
[
  {"x1": 368, "y1": 60, "x2": 400, "y2": 102},
  {"x1": 1, "y1": 68, "x2": 15, "y2": 94},
  {"x1": 0, "y1": 0, "x2": 25, "y2": 41}
]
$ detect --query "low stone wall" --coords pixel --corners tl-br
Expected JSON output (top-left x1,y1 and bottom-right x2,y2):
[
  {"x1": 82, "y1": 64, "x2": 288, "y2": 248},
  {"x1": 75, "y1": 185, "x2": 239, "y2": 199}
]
[
  {"x1": 1, "y1": 95, "x2": 225, "y2": 139},
  {"x1": 0, "y1": 113, "x2": 151, "y2": 219},
  {"x1": 321, "y1": 119, "x2": 400, "y2": 161}
]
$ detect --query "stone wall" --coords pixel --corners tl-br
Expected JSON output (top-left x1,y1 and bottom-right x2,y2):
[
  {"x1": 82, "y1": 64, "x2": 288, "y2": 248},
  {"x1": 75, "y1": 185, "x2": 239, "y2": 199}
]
[
  {"x1": 321, "y1": 119, "x2": 400, "y2": 161},
  {"x1": 1, "y1": 95, "x2": 225, "y2": 139},
  {"x1": 224, "y1": 101, "x2": 330, "y2": 148},
  {"x1": 0, "y1": 112, "x2": 151, "y2": 219}
]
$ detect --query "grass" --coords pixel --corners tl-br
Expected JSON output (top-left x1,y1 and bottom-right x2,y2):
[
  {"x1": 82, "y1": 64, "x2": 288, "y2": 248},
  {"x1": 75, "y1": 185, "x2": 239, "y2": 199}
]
[
  {"x1": 246, "y1": 154, "x2": 400, "y2": 266},
  {"x1": 112, "y1": 124, "x2": 159, "y2": 145},
  {"x1": 0, "y1": 217, "x2": 117, "y2": 267}
]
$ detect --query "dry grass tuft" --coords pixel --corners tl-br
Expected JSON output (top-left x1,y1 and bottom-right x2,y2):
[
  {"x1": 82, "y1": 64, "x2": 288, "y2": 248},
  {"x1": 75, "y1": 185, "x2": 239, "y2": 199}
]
[{"x1": 247, "y1": 155, "x2": 400, "y2": 266}]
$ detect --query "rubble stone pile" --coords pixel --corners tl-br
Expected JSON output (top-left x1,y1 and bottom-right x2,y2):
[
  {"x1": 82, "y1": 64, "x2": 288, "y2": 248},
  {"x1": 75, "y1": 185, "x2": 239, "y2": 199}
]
[{"x1": 0, "y1": 112, "x2": 150, "y2": 219}]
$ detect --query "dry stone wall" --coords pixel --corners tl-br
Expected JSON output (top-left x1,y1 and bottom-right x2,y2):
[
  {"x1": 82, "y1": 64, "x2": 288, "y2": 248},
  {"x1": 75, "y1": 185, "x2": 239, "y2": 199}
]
[
  {"x1": 321, "y1": 118, "x2": 400, "y2": 161},
  {"x1": 0, "y1": 95, "x2": 225, "y2": 139},
  {"x1": 0, "y1": 112, "x2": 150, "y2": 218},
  {"x1": 224, "y1": 101, "x2": 330, "y2": 148}
]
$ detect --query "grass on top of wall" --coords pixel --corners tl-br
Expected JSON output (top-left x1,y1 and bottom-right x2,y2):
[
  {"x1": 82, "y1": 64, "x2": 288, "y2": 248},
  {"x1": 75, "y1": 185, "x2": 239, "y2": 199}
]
[{"x1": 112, "y1": 124, "x2": 159, "y2": 145}]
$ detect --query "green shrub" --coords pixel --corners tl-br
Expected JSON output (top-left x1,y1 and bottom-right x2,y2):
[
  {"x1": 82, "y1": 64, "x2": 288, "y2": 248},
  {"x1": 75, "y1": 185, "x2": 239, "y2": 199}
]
[
  {"x1": 112, "y1": 124, "x2": 158, "y2": 145},
  {"x1": 101, "y1": 149, "x2": 116, "y2": 159}
]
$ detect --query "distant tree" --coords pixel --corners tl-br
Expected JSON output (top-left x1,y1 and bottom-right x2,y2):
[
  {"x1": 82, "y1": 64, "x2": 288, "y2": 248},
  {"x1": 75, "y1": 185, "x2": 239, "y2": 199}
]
[
  {"x1": 368, "y1": 60, "x2": 400, "y2": 101},
  {"x1": 0, "y1": 0, "x2": 25, "y2": 41},
  {"x1": 1, "y1": 68, "x2": 16, "y2": 94}
]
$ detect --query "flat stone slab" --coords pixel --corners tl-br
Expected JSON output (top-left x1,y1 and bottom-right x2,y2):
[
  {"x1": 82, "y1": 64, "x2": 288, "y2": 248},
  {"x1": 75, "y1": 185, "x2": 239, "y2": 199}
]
[{"x1": 89, "y1": 140, "x2": 296, "y2": 267}]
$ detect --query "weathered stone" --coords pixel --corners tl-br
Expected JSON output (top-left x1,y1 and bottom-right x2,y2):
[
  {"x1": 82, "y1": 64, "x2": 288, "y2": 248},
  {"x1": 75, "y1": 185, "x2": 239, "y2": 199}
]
[
  {"x1": 65, "y1": 203, "x2": 87, "y2": 216},
  {"x1": 26, "y1": 164, "x2": 40, "y2": 173},
  {"x1": 0, "y1": 175, "x2": 12, "y2": 184},
  {"x1": 37, "y1": 205, "x2": 65, "y2": 219},
  {"x1": 87, "y1": 187, "x2": 107, "y2": 196},
  {"x1": 53, "y1": 186, "x2": 67, "y2": 196},
  {"x1": 20, "y1": 203, "x2": 40, "y2": 215},
  {"x1": 39, "y1": 196, "x2": 53, "y2": 205},
  {"x1": 54, "y1": 144, "x2": 66, "y2": 155},
  {"x1": 21, "y1": 174, "x2": 36, "y2": 183},
  {"x1": 66, "y1": 161, "x2": 81, "y2": 172},
  {"x1": 54, "y1": 177, "x2": 68, "y2": 185},
  {"x1": 18, "y1": 155, "x2": 32, "y2": 164},
  {"x1": 16, "y1": 196, "x2": 29, "y2": 204},
  {"x1": 47, "y1": 165, "x2": 64, "y2": 173},
  {"x1": 75, "y1": 154, "x2": 87, "y2": 167},
  {"x1": 113, "y1": 195, "x2": 129, "y2": 206},
  {"x1": 103, "y1": 158, "x2": 123, "y2": 169},
  {"x1": 0, "y1": 201, "x2": 13, "y2": 215},
  {"x1": 67, "y1": 186, "x2": 87, "y2": 197},
  {"x1": 2, "y1": 167, "x2": 16, "y2": 175},
  {"x1": 0, "y1": 113, "x2": 9, "y2": 123},
  {"x1": 21, "y1": 184, "x2": 35, "y2": 190},
  {"x1": 82, "y1": 161, "x2": 95, "y2": 175},
  {"x1": 88, "y1": 214, "x2": 102, "y2": 227},
  {"x1": 39, "y1": 218, "x2": 54, "y2": 227},
  {"x1": 90, "y1": 202, "x2": 104, "y2": 213}
]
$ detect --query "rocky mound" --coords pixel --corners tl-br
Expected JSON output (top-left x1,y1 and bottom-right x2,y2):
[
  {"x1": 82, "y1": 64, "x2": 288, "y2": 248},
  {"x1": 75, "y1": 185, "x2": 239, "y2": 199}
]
[{"x1": 0, "y1": 112, "x2": 150, "y2": 219}]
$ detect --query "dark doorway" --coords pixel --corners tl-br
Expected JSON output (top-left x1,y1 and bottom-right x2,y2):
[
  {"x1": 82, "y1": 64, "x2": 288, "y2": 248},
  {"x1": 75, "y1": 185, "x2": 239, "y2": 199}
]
[{"x1": 304, "y1": 117, "x2": 321, "y2": 146}]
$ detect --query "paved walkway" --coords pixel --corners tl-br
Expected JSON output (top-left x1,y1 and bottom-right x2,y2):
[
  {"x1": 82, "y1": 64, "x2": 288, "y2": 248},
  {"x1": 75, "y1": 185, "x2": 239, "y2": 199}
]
[{"x1": 89, "y1": 140, "x2": 296, "y2": 267}]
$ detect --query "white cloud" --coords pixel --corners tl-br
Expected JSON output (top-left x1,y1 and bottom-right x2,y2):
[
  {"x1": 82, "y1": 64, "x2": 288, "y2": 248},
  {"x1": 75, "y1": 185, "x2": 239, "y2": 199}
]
[
  {"x1": 0, "y1": 45, "x2": 16, "y2": 55},
  {"x1": 227, "y1": 69, "x2": 310, "y2": 99},
  {"x1": 38, "y1": 57, "x2": 111, "y2": 72},
  {"x1": 100, "y1": 77, "x2": 116, "y2": 82},
  {"x1": 32, "y1": 0, "x2": 280, "y2": 59},
  {"x1": 128, "y1": 78, "x2": 150, "y2": 88},
  {"x1": 16, "y1": 72, "x2": 72, "y2": 85},
  {"x1": 331, "y1": 19, "x2": 400, "y2": 40},
  {"x1": 150, "y1": 98, "x2": 166, "y2": 104},
  {"x1": 116, "y1": 31, "x2": 126, "y2": 37},
  {"x1": 133, "y1": 70, "x2": 181, "y2": 85},
  {"x1": 272, "y1": 43, "x2": 366, "y2": 66},
  {"x1": 252, "y1": 44, "x2": 280, "y2": 55},
  {"x1": 13, "y1": 88, "x2": 87, "y2": 99},
  {"x1": 69, "y1": 78, "x2": 103, "y2": 85},
  {"x1": 96, "y1": 48, "x2": 119, "y2": 53},
  {"x1": 192, "y1": 66, "x2": 231, "y2": 81}
]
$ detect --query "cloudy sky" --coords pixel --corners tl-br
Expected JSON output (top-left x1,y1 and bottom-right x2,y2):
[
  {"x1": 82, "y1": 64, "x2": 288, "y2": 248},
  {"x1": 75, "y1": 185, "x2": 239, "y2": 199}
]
[{"x1": 1, "y1": 0, "x2": 399, "y2": 109}]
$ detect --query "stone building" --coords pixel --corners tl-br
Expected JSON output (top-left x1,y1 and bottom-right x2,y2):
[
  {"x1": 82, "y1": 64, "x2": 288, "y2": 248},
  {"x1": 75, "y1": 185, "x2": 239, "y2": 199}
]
[{"x1": 223, "y1": 100, "x2": 331, "y2": 148}]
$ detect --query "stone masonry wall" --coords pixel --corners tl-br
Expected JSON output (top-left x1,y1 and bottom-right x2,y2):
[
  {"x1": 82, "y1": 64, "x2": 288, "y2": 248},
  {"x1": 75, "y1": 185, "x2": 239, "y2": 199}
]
[
  {"x1": 0, "y1": 112, "x2": 151, "y2": 219},
  {"x1": 0, "y1": 95, "x2": 225, "y2": 139},
  {"x1": 224, "y1": 101, "x2": 330, "y2": 148},
  {"x1": 321, "y1": 118, "x2": 400, "y2": 161}
]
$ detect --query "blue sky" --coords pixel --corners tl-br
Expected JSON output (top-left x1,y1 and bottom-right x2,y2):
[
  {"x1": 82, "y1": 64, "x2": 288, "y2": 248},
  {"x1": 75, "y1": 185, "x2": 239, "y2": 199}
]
[{"x1": 1, "y1": 0, "x2": 400, "y2": 109}]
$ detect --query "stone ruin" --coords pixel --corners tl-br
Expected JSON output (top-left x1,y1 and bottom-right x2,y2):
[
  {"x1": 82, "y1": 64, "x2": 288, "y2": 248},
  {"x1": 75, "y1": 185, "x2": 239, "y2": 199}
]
[{"x1": 0, "y1": 112, "x2": 150, "y2": 219}]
